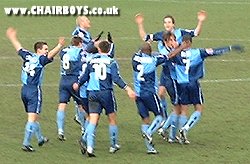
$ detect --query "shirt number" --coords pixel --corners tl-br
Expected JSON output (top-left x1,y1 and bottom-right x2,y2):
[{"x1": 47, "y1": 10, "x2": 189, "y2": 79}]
[
  {"x1": 136, "y1": 64, "x2": 145, "y2": 81},
  {"x1": 93, "y1": 63, "x2": 107, "y2": 80}
]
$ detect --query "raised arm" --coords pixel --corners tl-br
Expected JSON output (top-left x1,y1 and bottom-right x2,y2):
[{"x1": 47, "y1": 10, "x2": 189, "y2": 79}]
[
  {"x1": 194, "y1": 10, "x2": 207, "y2": 36},
  {"x1": 47, "y1": 37, "x2": 65, "y2": 59},
  {"x1": 135, "y1": 13, "x2": 147, "y2": 41},
  {"x1": 6, "y1": 27, "x2": 22, "y2": 52}
]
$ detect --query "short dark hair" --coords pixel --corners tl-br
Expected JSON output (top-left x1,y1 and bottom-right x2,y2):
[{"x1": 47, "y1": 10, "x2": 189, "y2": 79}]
[
  {"x1": 182, "y1": 34, "x2": 192, "y2": 43},
  {"x1": 163, "y1": 32, "x2": 176, "y2": 42},
  {"x1": 71, "y1": 36, "x2": 83, "y2": 46},
  {"x1": 98, "y1": 41, "x2": 110, "y2": 53},
  {"x1": 34, "y1": 41, "x2": 47, "y2": 52},
  {"x1": 163, "y1": 15, "x2": 175, "y2": 24},
  {"x1": 140, "y1": 42, "x2": 152, "y2": 55}
]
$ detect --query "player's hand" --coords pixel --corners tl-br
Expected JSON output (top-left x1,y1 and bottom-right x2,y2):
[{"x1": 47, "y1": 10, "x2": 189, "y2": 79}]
[
  {"x1": 197, "y1": 10, "x2": 207, "y2": 22},
  {"x1": 107, "y1": 32, "x2": 113, "y2": 43},
  {"x1": 72, "y1": 83, "x2": 79, "y2": 91},
  {"x1": 231, "y1": 45, "x2": 245, "y2": 53},
  {"x1": 6, "y1": 27, "x2": 17, "y2": 39},
  {"x1": 125, "y1": 86, "x2": 136, "y2": 100},
  {"x1": 94, "y1": 31, "x2": 104, "y2": 41},
  {"x1": 58, "y1": 37, "x2": 65, "y2": 47},
  {"x1": 135, "y1": 13, "x2": 144, "y2": 24}
]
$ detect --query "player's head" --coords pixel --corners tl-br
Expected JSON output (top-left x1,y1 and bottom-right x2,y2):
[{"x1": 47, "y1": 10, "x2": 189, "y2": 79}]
[
  {"x1": 76, "y1": 16, "x2": 91, "y2": 30},
  {"x1": 71, "y1": 36, "x2": 83, "y2": 47},
  {"x1": 163, "y1": 32, "x2": 178, "y2": 49},
  {"x1": 140, "y1": 42, "x2": 152, "y2": 55},
  {"x1": 182, "y1": 34, "x2": 192, "y2": 48},
  {"x1": 97, "y1": 40, "x2": 110, "y2": 53},
  {"x1": 182, "y1": 34, "x2": 192, "y2": 43},
  {"x1": 163, "y1": 15, "x2": 175, "y2": 32},
  {"x1": 34, "y1": 41, "x2": 48, "y2": 55}
]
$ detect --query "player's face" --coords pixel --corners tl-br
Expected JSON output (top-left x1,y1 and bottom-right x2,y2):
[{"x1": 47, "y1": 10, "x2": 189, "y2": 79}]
[
  {"x1": 164, "y1": 35, "x2": 178, "y2": 49},
  {"x1": 163, "y1": 17, "x2": 175, "y2": 32},
  {"x1": 38, "y1": 45, "x2": 49, "y2": 55},
  {"x1": 81, "y1": 17, "x2": 91, "y2": 29},
  {"x1": 170, "y1": 36, "x2": 178, "y2": 48}
]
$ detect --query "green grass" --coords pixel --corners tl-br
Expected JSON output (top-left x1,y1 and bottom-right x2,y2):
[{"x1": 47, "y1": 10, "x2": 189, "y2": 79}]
[{"x1": 0, "y1": 0, "x2": 250, "y2": 163}]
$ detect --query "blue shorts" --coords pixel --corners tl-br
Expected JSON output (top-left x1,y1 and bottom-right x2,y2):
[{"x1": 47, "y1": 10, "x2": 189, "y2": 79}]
[
  {"x1": 177, "y1": 81, "x2": 204, "y2": 105},
  {"x1": 80, "y1": 97, "x2": 89, "y2": 114},
  {"x1": 21, "y1": 85, "x2": 42, "y2": 114},
  {"x1": 135, "y1": 93, "x2": 163, "y2": 119},
  {"x1": 87, "y1": 90, "x2": 117, "y2": 115},
  {"x1": 59, "y1": 75, "x2": 82, "y2": 105},
  {"x1": 159, "y1": 72, "x2": 178, "y2": 105}
]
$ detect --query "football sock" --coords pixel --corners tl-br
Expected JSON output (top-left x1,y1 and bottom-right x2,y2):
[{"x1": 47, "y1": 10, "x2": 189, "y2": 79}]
[
  {"x1": 162, "y1": 112, "x2": 174, "y2": 130},
  {"x1": 35, "y1": 121, "x2": 43, "y2": 142},
  {"x1": 23, "y1": 121, "x2": 36, "y2": 146},
  {"x1": 57, "y1": 110, "x2": 65, "y2": 134},
  {"x1": 146, "y1": 115, "x2": 163, "y2": 136},
  {"x1": 109, "y1": 125, "x2": 118, "y2": 147},
  {"x1": 141, "y1": 124, "x2": 154, "y2": 150},
  {"x1": 160, "y1": 97, "x2": 168, "y2": 119},
  {"x1": 169, "y1": 113, "x2": 178, "y2": 139},
  {"x1": 179, "y1": 114, "x2": 188, "y2": 129},
  {"x1": 183, "y1": 111, "x2": 202, "y2": 131},
  {"x1": 86, "y1": 123, "x2": 96, "y2": 150},
  {"x1": 78, "y1": 110, "x2": 85, "y2": 132}
]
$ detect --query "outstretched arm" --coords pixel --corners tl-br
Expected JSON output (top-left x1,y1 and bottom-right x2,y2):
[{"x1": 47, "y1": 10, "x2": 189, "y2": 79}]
[
  {"x1": 194, "y1": 10, "x2": 207, "y2": 36},
  {"x1": 47, "y1": 37, "x2": 65, "y2": 59},
  {"x1": 135, "y1": 13, "x2": 147, "y2": 41},
  {"x1": 6, "y1": 27, "x2": 22, "y2": 52},
  {"x1": 204, "y1": 45, "x2": 244, "y2": 57}
]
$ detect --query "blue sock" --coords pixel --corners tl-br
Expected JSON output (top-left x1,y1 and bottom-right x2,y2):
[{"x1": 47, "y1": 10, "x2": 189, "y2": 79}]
[
  {"x1": 23, "y1": 121, "x2": 36, "y2": 146},
  {"x1": 160, "y1": 98, "x2": 168, "y2": 119},
  {"x1": 35, "y1": 122, "x2": 43, "y2": 142},
  {"x1": 183, "y1": 111, "x2": 202, "y2": 131},
  {"x1": 86, "y1": 123, "x2": 96, "y2": 150},
  {"x1": 169, "y1": 113, "x2": 178, "y2": 139},
  {"x1": 162, "y1": 112, "x2": 174, "y2": 130},
  {"x1": 141, "y1": 124, "x2": 153, "y2": 151},
  {"x1": 179, "y1": 114, "x2": 188, "y2": 129},
  {"x1": 146, "y1": 115, "x2": 163, "y2": 136},
  {"x1": 57, "y1": 110, "x2": 65, "y2": 134},
  {"x1": 109, "y1": 125, "x2": 118, "y2": 147},
  {"x1": 84, "y1": 120, "x2": 89, "y2": 131},
  {"x1": 78, "y1": 110, "x2": 85, "y2": 132}
]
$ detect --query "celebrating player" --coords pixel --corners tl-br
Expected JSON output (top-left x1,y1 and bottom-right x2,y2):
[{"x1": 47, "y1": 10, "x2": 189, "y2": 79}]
[{"x1": 6, "y1": 27, "x2": 65, "y2": 152}]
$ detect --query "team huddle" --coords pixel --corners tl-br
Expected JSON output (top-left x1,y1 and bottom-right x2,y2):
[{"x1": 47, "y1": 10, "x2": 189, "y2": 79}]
[{"x1": 6, "y1": 10, "x2": 244, "y2": 157}]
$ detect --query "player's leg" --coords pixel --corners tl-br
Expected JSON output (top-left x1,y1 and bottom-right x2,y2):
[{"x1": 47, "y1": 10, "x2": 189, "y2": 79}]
[
  {"x1": 22, "y1": 113, "x2": 37, "y2": 152},
  {"x1": 180, "y1": 81, "x2": 203, "y2": 142},
  {"x1": 100, "y1": 90, "x2": 120, "y2": 153},
  {"x1": 108, "y1": 112, "x2": 120, "y2": 153},
  {"x1": 158, "y1": 86, "x2": 168, "y2": 119},
  {"x1": 136, "y1": 97, "x2": 155, "y2": 153},
  {"x1": 83, "y1": 91, "x2": 102, "y2": 157},
  {"x1": 57, "y1": 81, "x2": 71, "y2": 141},
  {"x1": 182, "y1": 105, "x2": 202, "y2": 131},
  {"x1": 85, "y1": 113, "x2": 99, "y2": 157},
  {"x1": 73, "y1": 101, "x2": 81, "y2": 125},
  {"x1": 57, "y1": 103, "x2": 67, "y2": 141},
  {"x1": 145, "y1": 94, "x2": 163, "y2": 137}
]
